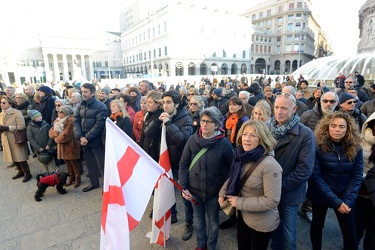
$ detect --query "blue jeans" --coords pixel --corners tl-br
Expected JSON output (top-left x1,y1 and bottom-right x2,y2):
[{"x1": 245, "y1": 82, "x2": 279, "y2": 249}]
[
  {"x1": 192, "y1": 195, "x2": 220, "y2": 250},
  {"x1": 171, "y1": 169, "x2": 194, "y2": 225},
  {"x1": 271, "y1": 204, "x2": 298, "y2": 250}
]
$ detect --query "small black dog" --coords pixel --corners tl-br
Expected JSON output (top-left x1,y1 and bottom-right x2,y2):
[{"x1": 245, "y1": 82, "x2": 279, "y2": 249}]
[{"x1": 34, "y1": 172, "x2": 69, "y2": 202}]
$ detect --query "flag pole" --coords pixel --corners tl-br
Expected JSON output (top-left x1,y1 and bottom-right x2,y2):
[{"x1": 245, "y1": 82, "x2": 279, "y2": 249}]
[
  {"x1": 163, "y1": 214, "x2": 166, "y2": 248},
  {"x1": 163, "y1": 173, "x2": 200, "y2": 207}
]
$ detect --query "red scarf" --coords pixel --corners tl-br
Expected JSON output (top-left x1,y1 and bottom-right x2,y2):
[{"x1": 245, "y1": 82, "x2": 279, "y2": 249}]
[{"x1": 110, "y1": 112, "x2": 123, "y2": 122}]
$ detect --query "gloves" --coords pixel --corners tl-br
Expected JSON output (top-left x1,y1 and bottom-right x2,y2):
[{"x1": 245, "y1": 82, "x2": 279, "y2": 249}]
[{"x1": 0, "y1": 126, "x2": 9, "y2": 132}]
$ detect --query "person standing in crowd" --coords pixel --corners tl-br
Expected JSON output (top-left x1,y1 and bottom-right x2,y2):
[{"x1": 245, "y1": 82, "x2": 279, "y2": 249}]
[
  {"x1": 264, "y1": 86, "x2": 275, "y2": 106},
  {"x1": 337, "y1": 77, "x2": 369, "y2": 103},
  {"x1": 139, "y1": 80, "x2": 153, "y2": 96},
  {"x1": 338, "y1": 92, "x2": 367, "y2": 131},
  {"x1": 128, "y1": 86, "x2": 141, "y2": 112},
  {"x1": 334, "y1": 72, "x2": 346, "y2": 92},
  {"x1": 209, "y1": 88, "x2": 229, "y2": 116},
  {"x1": 26, "y1": 110, "x2": 55, "y2": 174},
  {"x1": 119, "y1": 94, "x2": 136, "y2": 125},
  {"x1": 111, "y1": 88, "x2": 121, "y2": 100},
  {"x1": 25, "y1": 85, "x2": 36, "y2": 106},
  {"x1": 73, "y1": 83, "x2": 107, "y2": 192},
  {"x1": 180, "y1": 106, "x2": 233, "y2": 249},
  {"x1": 308, "y1": 112, "x2": 363, "y2": 250},
  {"x1": 299, "y1": 80, "x2": 312, "y2": 99},
  {"x1": 179, "y1": 87, "x2": 189, "y2": 109},
  {"x1": 317, "y1": 80, "x2": 330, "y2": 93},
  {"x1": 0, "y1": 96, "x2": 32, "y2": 182},
  {"x1": 282, "y1": 86, "x2": 309, "y2": 117},
  {"x1": 354, "y1": 70, "x2": 365, "y2": 88},
  {"x1": 5, "y1": 86, "x2": 16, "y2": 98},
  {"x1": 269, "y1": 92, "x2": 315, "y2": 250},
  {"x1": 109, "y1": 99, "x2": 132, "y2": 137},
  {"x1": 69, "y1": 92, "x2": 81, "y2": 113},
  {"x1": 132, "y1": 96, "x2": 147, "y2": 144},
  {"x1": 37, "y1": 86, "x2": 55, "y2": 125},
  {"x1": 248, "y1": 82, "x2": 265, "y2": 106},
  {"x1": 219, "y1": 120, "x2": 282, "y2": 250},
  {"x1": 188, "y1": 95, "x2": 205, "y2": 133},
  {"x1": 252, "y1": 100, "x2": 272, "y2": 125},
  {"x1": 15, "y1": 92, "x2": 32, "y2": 126},
  {"x1": 51, "y1": 99, "x2": 66, "y2": 124},
  {"x1": 239, "y1": 91, "x2": 254, "y2": 119},
  {"x1": 98, "y1": 87, "x2": 112, "y2": 117},
  {"x1": 305, "y1": 88, "x2": 323, "y2": 110},
  {"x1": 50, "y1": 105, "x2": 81, "y2": 188}
]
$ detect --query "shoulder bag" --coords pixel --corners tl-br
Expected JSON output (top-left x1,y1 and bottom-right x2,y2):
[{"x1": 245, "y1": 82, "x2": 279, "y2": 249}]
[
  {"x1": 13, "y1": 124, "x2": 27, "y2": 144},
  {"x1": 221, "y1": 155, "x2": 268, "y2": 216}
]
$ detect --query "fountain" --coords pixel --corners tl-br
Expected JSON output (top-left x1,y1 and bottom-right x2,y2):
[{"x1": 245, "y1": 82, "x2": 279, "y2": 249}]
[{"x1": 293, "y1": 53, "x2": 375, "y2": 86}]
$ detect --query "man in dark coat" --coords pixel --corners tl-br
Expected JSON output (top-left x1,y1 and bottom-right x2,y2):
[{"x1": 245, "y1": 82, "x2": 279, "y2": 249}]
[
  {"x1": 355, "y1": 71, "x2": 365, "y2": 88},
  {"x1": 73, "y1": 83, "x2": 107, "y2": 192},
  {"x1": 37, "y1": 86, "x2": 55, "y2": 125}
]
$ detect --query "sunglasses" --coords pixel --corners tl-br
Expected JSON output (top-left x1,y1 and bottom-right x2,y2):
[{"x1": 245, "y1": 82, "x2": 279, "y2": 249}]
[
  {"x1": 55, "y1": 104, "x2": 61, "y2": 107},
  {"x1": 346, "y1": 100, "x2": 358, "y2": 105},
  {"x1": 275, "y1": 92, "x2": 296, "y2": 104},
  {"x1": 321, "y1": 99, "x2": 336, "y2": 104},
  {"x1": 189, "y1": 103, "x2": 198, "y2": 106},
  {"x1": 345, "y1": 81, "x2": 353, "y2": 83}
]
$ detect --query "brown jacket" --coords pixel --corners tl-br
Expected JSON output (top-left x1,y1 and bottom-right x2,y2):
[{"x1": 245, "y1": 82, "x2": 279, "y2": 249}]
[
  {"x1": 49, "y1": 115, "x2": 80, "y2": 160},
  {"x1": 0, "y1": 108, "x2": 29, "y2": 163}
]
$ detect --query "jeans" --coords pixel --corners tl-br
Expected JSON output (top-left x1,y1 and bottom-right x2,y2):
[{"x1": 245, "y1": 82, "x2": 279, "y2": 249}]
[
  {"x1": 271, "y1": 204, "x2": 298, "y2": 250},
  {"x1": 237, "y1": 211, "x2": 273, "y2": 250},
  {"x1": 82, "y1": 146, "x2": 104, "y2": 186},
  {"x1": 171, "y1": 169, "x2": 194, "y2": 225},
  {"x1": 310, "y1": 202, "x2": 358, "y2": 250},
  {"x1": 192, "y1": 195, "x2": 220, "y2": 250}
]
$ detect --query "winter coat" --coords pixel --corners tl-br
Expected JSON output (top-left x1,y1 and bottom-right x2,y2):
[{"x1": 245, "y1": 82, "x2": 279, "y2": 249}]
[
  {"x1": 360, "y1": 99, "x2": 375, "y2": 118},
  {"x1": 361, "y1": 112, "x2": 375, "y2": 174},
  {"x1": 339, "y1": 108, "x2": 367, "y2": 131},
  {"x1": 49, "y1": 115, "x2": 80, "y2": 160},
  {"x1": 27, "y1": 120, "x2": 54, "y2": 154},
  {"x1": 300, "y1": 105, "x2": 323, "y2": 131},
  {"x1": 274, "y1": 123, "x2": 315, "y2": 205},
  {"x1": 0, "y1": 108, "x2": 28, "y2": 163},
  {"x1": 140, "y1": 109, "x2": 163, "y2": 162},
  {"x1": 222, "y1": 115, "x2": 250, "y2": 148},
  {"x1": 366, "y1": 165, "x2": 375, "y2": 207},
  {"x1": 152, "y1": 107, "x2": 193, "y2": 169},
  {"x1": 129, "y1": 94, "x2": 141, "y2": 113},
  {"x1": 219, "y1": 154, "x2": 282, "y2": 233},
  {"x1": 126, "y1": 106, "x2": 136, "y2": 125},
  {"x1": 15, "y1": 100, "x2": 32, "y2": 126},
  {"x1": 38, "y1": 95, "x2": 55, "y2": 125},
  {"x1": 179, "y1": 129, "x2": 233, "y2": 200},
  {"x1": 189, "y1": 109, "x2": 201, "y2": 134},
  {"x1": 132, "y1": 110, "x2": 146, "y2": 143},
  {"x1": 110, "y1": 115, "x2": 132, "y2": 137},
  {"x1": 248, "y1": 92, "x2": 265, "y2": 106},
  {"x1": 73, "y1": 97, "x2": 107, "y2": 148},
  {"x1": 209, "y1": 97, "x2": 229, "y2": 116},
  {"x1": 307, "y1": 143, "x2": 363, "y2": 209}
]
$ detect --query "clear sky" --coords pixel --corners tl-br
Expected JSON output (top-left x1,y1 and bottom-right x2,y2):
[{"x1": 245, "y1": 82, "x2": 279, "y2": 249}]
[{"x1": 0, "y1": 0, "x2": 368, "y2": 57}]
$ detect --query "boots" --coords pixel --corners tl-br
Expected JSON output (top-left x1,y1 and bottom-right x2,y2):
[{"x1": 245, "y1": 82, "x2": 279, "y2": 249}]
[
  {"x1": 72, "y1": 160, "x2": 81, "y2": 188},
  {"x1": 74, "y1": 175, "x2": 81, "y2": 188},
  {"x1": 20, "y1": 161, "x2": 32, "y2": 182},
  {"x1": 65, "y1": 162, "x2": 75, "y2": 186},
  {"x1": 12, "y1": 164, "x2": 24, "y2": 179}
]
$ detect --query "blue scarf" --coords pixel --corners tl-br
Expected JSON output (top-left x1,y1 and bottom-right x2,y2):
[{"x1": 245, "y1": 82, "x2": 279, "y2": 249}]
[
  {"x1": 225, "y1": 145, "x2": 265, "y2": 196},
  {"x1": 268, "y1": 113, "x2": 300, "y2": 140}
]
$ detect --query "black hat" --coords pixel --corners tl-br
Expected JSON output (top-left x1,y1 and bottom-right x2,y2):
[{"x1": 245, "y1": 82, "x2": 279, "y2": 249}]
[{"x1": 339, "y1": 92, "x2": 355, "y2": 104}]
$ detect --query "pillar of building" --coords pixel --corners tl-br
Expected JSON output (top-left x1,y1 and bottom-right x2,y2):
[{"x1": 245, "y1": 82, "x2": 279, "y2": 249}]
[
  {"x1": 43, "y1": 53, "x2": 52, "y2": 83},
  {"x1": 81, "y1": 54, "x2": 87, "y2": 80},
  {"x1": 62, "y1": 54, "x2": 69, "y2": 82},
  {"x1": 52, "y1": 54, "x2": 60, "y2": 82},
  {"x1": 89, "y1": 56, "x2": 94, "y2": 80}
]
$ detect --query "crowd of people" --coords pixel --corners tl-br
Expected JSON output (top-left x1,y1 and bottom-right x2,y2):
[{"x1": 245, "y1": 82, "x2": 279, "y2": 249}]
[{"x1": 1, "y1": 71, "x2": 375, "y2": 249}]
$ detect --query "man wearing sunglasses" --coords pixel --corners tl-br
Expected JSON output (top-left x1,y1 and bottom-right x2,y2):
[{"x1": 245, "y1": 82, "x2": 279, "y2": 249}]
[
  {"x1": 339, "y1": 92, "x2": 367, "y2": 131},
  {"x1": 337, "y1": 77, "x2": 369, "y2": 103}
]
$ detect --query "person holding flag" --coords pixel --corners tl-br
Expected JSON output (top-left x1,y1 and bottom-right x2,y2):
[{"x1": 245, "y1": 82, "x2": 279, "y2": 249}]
[{"x1": 179, "y1": 106, "x2": 233, "y2": 250}]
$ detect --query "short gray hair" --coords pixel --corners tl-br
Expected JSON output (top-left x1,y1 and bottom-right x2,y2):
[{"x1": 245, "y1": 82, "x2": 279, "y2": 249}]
[
  {"x1": 200, "y1": 106, "x2": 222, "y2": 127},
  {"x1": 239, "y1": 91, "x2": 250, "y2": 99},
  {"x1": 282, "y1": 86, "x2": 296, "y2": 96}
]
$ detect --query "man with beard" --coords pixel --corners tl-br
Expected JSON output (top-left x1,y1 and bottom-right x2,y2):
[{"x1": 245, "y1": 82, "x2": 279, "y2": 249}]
[
  {"x1": 299, "y1": 92, "x2": 339, "y2": 223},
  {"x1": 98, "y1": 87, "x2": 112, "y2": 117},
  {"x1": 73, "y1": 83, "x2": 107, "y2": 192}
]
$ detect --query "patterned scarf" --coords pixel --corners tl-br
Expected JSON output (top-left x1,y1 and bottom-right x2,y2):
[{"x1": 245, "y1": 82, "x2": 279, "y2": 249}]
[
  {"x1": 268, "y1": 113, "x2": 300, "y2": 140},
  {"x1": 225, "y1": 145, "x2": 265, "y2": 196},
  {"x1": 225, "y1": 113, "x2": 239, "y2": 144}
]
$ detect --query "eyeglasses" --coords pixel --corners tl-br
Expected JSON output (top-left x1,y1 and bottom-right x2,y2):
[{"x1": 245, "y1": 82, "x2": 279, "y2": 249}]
[
  {"x1": 189, "y1": 103, "x2": 198, "y2": 106},
  {"x1": 58, "y1": 111, "x2": 65, "y2": 113},
  {"x1": 55, "y1": 104, "x2": 61, "y2": 107},
  {"x1": 200, "y1": 119, "x2": 214, "y2": 124},
  {"x1": 188, "y1": 94, "x2": 195, "y2": 96},
  {"x1": 345, "y1": 81, "x2": 353, "y2": 83},
  {"x1": 346, "y1": 100, "x2": 358, "y2": 105},
  {"x1": 321, "y1": 99, "x2": 336, "y2": 104},
  {"x1": 275, "y1": 92, "x2": 296, "y2": 104}
]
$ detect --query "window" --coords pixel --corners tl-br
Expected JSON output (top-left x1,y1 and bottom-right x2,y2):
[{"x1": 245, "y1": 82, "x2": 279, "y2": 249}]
[
  {"x1": 233, "y1": 53, "x2": 236, "y2": 58},
  {"x1": 164, "y1": 46, "x2": 167, "y2": 56},
  {"x1": 251, "y1": 44, "x2": 254, "y2": 52},
  {"x1": 153, "y1": 49, "x2": 156, "y2": 58},
  {"x1": 268, "y1": 46, "x2": 271, "y2": 53},
  {"x1": 260, "y1": 45, "x2": 263, "y2": 53},
  {"x1": 269, "y1": 37, "x2": 272, "y2": 42},
  {"x1": 286, "y1": 44, "x2": 292, "y2": 52},
  {"x1": 289, "y1": 3, "x2": 295, "y2": 9},
  {"x1": 277, "y1": 17, "x2": 283, "y2": 23},
  {"x1": 255, "y1": 45, "x2": 259, "y2": 52},
  {"x1": 297, "y1": 2, "x2": 303, "y2": 8},
  {"x1": 213, "y1": 52, "x2": 216, "y2": 57},
  {"x1": 149, "y1": 51, "x2": 151, "y2": 59},
  {"x1": 266, "y1": 20, "x2": 271, "y2": 26},
  {"x1": 277, "y1": 25, "x2": 282, "y2": 33},
  {"x1": 294, "y1": 44, "x2": 300, "y2": 51},
  {"x1": 288, "y1": 14, "x2": 294, "y2": 20},
  {"x1": 223, "y1": 49, "x2": 226, "y2": 57},
  {"x1": 287, "y1": 35, "x2": 293, "y2": 42},
  {"x1": 259, "y1": 12, "x2": 263, "y2": 18},
  {"x1": 144, "y1": 52, "x2": 146, "y2": 59},
  {"x1": 295, "y1": 22, "x2": 301, "y2": 31},
  {"x1": 278, "y1": 5, "x2": 283, "y2": 13},
  {"x1": 296, "y1": 14, "x2": 302, "y2": 19},
  {"x1": 275, "y1": 45, "x2": 281, "y2": 53},
  {"x1": 277, "y1": 36, "x2": 282, "y2": 42},
  {"x1": 259, "y1": 22, "x2": 263, "y2": 27},
  {"x1": 243, "y1": 50, "x2": 246, "y2": 58},
  {"x1": 252, "y1": 14, "x2": 256, "y2": 20},
  {"x1": 158, "y1": 48, "x2": 161, "y2": 57},
  {"x1": 256, "y1": 35, "x2": 259, "y2": 41},
  {"x1": 287, "y1": 23, "x2": 293, "y2": 32},
  {"x1": 267, "y1": 9, "x2": 271, "y2": 16},
  {"x1": 302, "y1": 23, "x2": 306, "y2": 30}
]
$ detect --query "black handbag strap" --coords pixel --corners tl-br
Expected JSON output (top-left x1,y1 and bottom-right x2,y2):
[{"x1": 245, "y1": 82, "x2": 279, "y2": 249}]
[{"x1": 239, "y1": 155, "x2": 267, "y2": 190}]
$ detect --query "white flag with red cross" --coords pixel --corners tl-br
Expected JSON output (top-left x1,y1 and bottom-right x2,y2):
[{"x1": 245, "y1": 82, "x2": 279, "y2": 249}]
[{"x1": 100, "y1": 119, "x2": 165, "y2": 250}]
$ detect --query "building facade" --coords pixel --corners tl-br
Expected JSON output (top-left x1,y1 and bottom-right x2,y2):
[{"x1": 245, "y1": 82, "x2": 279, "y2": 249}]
[
  {"x1": 241, "y1": 0, "x2": 331, "y2": 75},
  {"x1": 358, "y1": 0, "x2": 375, "y2": 54},
  {"x1": 121, "y1": 1, "x2": 253, "y2": 78}
]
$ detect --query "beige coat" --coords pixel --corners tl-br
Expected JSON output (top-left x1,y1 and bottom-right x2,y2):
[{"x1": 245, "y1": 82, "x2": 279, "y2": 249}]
[
  {"x1": 0, "y1": 108, "x2": 28, "y2": 163},
  {"x1": 219, "y1": 155, "x2": 282, "y2": 233}
]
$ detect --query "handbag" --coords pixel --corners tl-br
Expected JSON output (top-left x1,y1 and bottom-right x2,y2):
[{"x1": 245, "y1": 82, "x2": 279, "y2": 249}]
[
  {"x1": 221, "y1": 155, "x2": 267, "y2": 216},
  {"x1": 13, "y1": 124, "x2": 27, "y2": 144}
]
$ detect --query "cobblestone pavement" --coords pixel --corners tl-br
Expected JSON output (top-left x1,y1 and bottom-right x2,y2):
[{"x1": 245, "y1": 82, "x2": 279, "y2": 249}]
[{"x1": 0, "y1": 152, "x2": 363, "y2": 249}]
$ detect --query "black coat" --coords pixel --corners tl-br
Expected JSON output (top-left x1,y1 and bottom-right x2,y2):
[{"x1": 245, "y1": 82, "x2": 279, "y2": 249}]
[
  {"x1": 73, "y1": 97, "x2": 107, "y2": 148},
  {"x1": 38, "y1": 96, "x2": 55, "y2": 125},
  {"x1": 139, "y1": 109, "x2": 163, "y2": 162}
]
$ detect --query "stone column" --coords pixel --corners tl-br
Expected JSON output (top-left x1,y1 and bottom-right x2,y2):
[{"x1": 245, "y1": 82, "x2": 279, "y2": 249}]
[
  {"x1": 43, "y1": 53, "x2": 52, "y2": 83},
  {"x1": 89, "y1": 56, "x2": 94, "y2": 81},
  {"x1": 52, "y1": 54, "x2": 60, "y2": 82},
  {"x1": 62, "y1": 54, "x2": 69, "y2": 81},
  {"x1": 81, "y1": 54, "x2": 87, "y2": 80}
]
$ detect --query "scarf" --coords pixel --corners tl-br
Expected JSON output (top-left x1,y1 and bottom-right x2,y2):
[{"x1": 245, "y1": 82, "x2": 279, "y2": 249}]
[
  {"x1": 110, "y1": 112, "x2": 123, "y2": 124},
  {"x1": 225, "y1": 145, "x2": 265, "y2": 196},
  {"x1": 225, "y1": 113, "x2": 239, "y2": 144},
  {"x1": 54, "y1": 116, "x2": 69, "y2": 132},
  {"x1": 34, "y1": 121, "x2": 43, "y2": 127},
  {"x1": 268, "y1": 113, "x2": 300, "y2": 140}
]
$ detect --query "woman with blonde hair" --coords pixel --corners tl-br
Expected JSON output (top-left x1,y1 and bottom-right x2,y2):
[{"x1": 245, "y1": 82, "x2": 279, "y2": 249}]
[
  {"x1": 109, "y1": 99, "x2": 132, "y2": 137},
  {"x1": 188, "y1": 95, "x2": 205, "y2": 133},
  {"x1": 219, "y1": 120, "x2": 282, "y2": 249},
  {"x1": 252, "y1": 100, "x2": 272, "y2": 125},
  {"x1": 308, "y1": 112, "x2": 363, "y2": 249}
]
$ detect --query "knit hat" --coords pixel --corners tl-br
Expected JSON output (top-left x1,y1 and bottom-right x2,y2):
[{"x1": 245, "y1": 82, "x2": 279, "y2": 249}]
[
  {"x1": 59, "y1": 105, "x2": 74, "y2": 116},
  {"x1": 213, "y1": 88, "x2": 223, "y2": 97},
  {"x1": 27, "y1": 109, "x2": 42, "y2": 120},
  {"x1": 38, "y1": 86, "x2": 52, "y2": 95},
  {"x1": 339, "y1": 92, "x2": 355, "y2": 104},
  {"x1": 226, "y1": 82, "x2": 233, "y2": 88},
  {"x1": 101, "y1": 87, "x2": 111, "y2": 95}
]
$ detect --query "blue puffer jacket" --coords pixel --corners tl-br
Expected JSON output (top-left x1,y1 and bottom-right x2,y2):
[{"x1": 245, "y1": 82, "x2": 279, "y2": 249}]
[
  {"x1": 307, "y1": 143, "x2": 363, "y2": 209},
  {"x1": 179, "y1": 128, "x2": 233, "y2": 200},
  {"x1": 73, "y1": 97, "x2": 107, "y2": 148}
]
